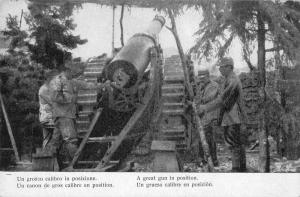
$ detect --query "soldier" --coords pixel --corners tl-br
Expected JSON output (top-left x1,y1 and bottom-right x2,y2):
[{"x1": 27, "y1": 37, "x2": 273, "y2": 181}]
[
  {"x1": 198, "y1": 57, "x2": 247, "y2": 172},
  {"x1": 195, "y1": 69, "x2": 220, "y2": 166},
  {"x1": 38, "y1": 70, "x2": 59, "y2": 149},
  {"x1": 46, "y1": 66, "x2": 110, "y2": 168}
]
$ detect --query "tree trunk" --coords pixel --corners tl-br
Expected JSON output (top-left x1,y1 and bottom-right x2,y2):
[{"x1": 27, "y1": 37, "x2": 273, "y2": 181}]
[
  {"x1": 167, "y1": 9, "x2": 193, "y2": 97},
  {"x1": 0, "y1": 92, "x2": 20, "y2": 162},
  {"x1": 19, "y1": 9, "x2": 23, "y2": 28},
  {"x1": 274, "y1": 39, "x2": 286, "y2": 108},
  {"x1": 120, "y1": 4, "x2": 125, "y2": 47},
  {"x1": 279, "y1": 69, "x2": 287, "y2": 108},
  {"x1": 257, "y1": 9, "x2": 270, "y2": 172},
  {"x1": 111, "y1": 5, "x2": 116, "y2": 55},
  {"x1": 0, "y1": 114, "x2": 2, "y2": 166},
  {"x1": 167, "y1": 8, "x2": 214, "y2": 172}
]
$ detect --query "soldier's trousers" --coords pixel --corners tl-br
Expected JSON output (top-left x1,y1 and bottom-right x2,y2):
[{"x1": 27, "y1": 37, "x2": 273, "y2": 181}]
[
  {"x1": 46, "y1": 117, "x2": 78, "y2": 167},
  {"x1": 199, "y1": 125, "x2": 219, "y2": 166},
  {"x1": 224, "y1": 124, "x2": 246, "y2": 172},
  {"x1": 42, "y1": 126, "x2": 54, "y2": 149}
]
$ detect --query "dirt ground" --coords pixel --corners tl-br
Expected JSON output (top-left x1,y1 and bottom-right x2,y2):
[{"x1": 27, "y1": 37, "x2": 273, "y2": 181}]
[
  {"x1": 2, "y1": 139, "x2": 300, "y2": 172},
  {"x1": 127, "y1": 142, "x2": 300, "y2": 173}
]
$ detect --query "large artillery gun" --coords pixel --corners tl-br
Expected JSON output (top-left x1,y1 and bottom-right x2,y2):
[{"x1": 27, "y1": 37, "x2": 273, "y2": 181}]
[
  {"x1": 103, "y1": 15, "x2": 165, "y2": 112},
  {"x1": 61, "y1": 16, "x2": 165, "y2": 171}
]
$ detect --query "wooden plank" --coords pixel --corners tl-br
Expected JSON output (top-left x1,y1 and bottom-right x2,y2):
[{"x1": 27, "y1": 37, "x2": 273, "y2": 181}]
[
  {"x1": 191, "y1": 103, "x2": 215, "y2": 172},
  {"x1": 152, "y1": 152, "x2": 179, "y2": 172},
  {"x1": 0, "y1": 148, "x2": 14, "y2": 151},
  {"x1": 151, "y1": 140, "x2": 176, "y2": 152},
  {"x1": 0, "y1": 92, "x2": 20, "y2": 162},
  {"x1": 0, "y1": 121, "x2": 2, "y2": 164},
  {"x1": 63, "y1": 160, "x2": 119, "y2": 165},
  {"x1": 87, "y1": 136, "x2": 117, "y2": 144},
  {"x1": 151, "y1": 141, "x2": 179, "y2": 172},
  {"x1": 63, "y1": 164, "x2": 117, "y2": 172},
  {"x1": 68, "y1": 108, "x2": 102, "y2": 168},
  {"x1": 16, "y1": 161, "x2": 32, "y2": 165}
]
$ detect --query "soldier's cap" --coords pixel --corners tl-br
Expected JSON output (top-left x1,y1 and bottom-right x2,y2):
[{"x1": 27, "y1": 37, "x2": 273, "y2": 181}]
[
  {"x1": 64, "y1": 62, "x2": 86, "y2": 76},
  {"x1": 218, "y1": 57, "x2": 234, "y2": 67},
  {"x1": 45, "y1": 69, "x2": 59, "y2": 80},
  {"x1": 197, "y1": 69, "x2": 209, "y2": 78}
]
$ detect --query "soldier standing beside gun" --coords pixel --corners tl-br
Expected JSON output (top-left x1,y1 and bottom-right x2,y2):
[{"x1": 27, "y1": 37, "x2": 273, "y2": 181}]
[
  {"x1": 195, "y1": 69, "x2": 219, "y2": 167},
  {"x1": 198, "y1": 57, "x2": 247, "y2": 172},
  {"x1": 38, "y1": 70, "x2": 59, "y2": 149},
  {"x1": 46, "y1": 66, "x2": 111, "y2": 169}
]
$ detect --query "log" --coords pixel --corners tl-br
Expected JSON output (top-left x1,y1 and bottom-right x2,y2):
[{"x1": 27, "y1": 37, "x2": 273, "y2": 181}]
[
  {"x1": 0, "y1": 92, "x2": 20, "y2": 162},
  {"x1": 167, "y1": 9, "x2": 214, "y2": 172}
]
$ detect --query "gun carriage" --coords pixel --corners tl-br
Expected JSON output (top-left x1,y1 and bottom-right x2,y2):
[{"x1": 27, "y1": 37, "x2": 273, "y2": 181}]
[{"x1": 63, "y1": 16, "x2": 165, "y2": 171}]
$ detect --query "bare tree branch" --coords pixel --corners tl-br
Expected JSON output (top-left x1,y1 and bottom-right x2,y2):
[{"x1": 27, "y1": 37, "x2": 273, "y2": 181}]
[
  {"x1": 120, "y1": 4, "x2": 125, "y2": 47},
  {"x1": 265, "y1": 47, "x2": 283, "y2": 52}
]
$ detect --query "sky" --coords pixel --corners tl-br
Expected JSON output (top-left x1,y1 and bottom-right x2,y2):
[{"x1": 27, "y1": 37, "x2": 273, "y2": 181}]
[{"x1": 0, "y1": 0, "x2": 252, "y2": 74}]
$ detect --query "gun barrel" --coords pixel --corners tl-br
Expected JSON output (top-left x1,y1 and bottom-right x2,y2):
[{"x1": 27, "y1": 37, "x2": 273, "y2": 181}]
[{"x1": 105, "y1": 16, "x2": 165, "y2": 88}]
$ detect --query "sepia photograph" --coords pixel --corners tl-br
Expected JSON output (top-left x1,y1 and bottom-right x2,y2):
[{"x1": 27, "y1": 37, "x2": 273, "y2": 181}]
[{"x1": 0, "y1": 0, "x2": 300, "y2": 196}]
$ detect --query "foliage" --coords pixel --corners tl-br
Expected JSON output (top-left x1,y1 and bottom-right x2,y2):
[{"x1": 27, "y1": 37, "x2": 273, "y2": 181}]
[
  {"x1": 24, "y1": 2, "x2": 87, "y2": 70},
  {"x1": 0, "y1": 2, "x2": 89, "y2": 159},
  {"x1": 191, "y1": 0, "x2": 300, "y2": 67},
  {"x1": 188, "y1": 0, "x2": 300, "y2": 172},
  {"x1": 1, "y1": 14, "x2": 28, "y2": 56},
  {"x1": 0, "y1": 54, "x2": 45, "y2": 153},
  {"x1": 1, "y1": 2, "x2": 87, "y2": 70}
]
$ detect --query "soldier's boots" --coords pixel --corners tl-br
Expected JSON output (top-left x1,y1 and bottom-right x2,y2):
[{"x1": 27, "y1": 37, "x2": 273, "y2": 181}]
[
  {"x1": 65, "y1": 142, "x2": 78, "y2": 159},
  {"x1": 57, "y1": 142, "x2": 78, "y2": 171}
]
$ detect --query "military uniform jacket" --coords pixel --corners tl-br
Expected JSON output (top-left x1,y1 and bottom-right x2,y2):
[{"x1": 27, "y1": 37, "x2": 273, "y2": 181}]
[
  {"x1": 50, "y1": 73, "x2": 98, "y2": 119},
  {"x1": 205, "y1": 71, "x2": 245, "y2": 126},
  {"x1": 38, "y1": 84, "x2": 54, "y2": 125},
  {"x1": 195, "y1": 80, "x2": 219, "y2": 127}
]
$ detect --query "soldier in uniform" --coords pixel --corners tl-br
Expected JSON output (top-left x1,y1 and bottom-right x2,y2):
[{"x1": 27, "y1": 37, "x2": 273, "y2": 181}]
[
  {"x1": 198, "y1": 57, "x2": 247, "y2": 172},
  {"x1": 46, "y1": 67, "x2": 111, "y2": 168},
  {"x1": 38, "y1": 70, "x2": 59, "y2": 149},
  {"x1": 195, "y1": 69, "x2": 220, "y2": 166}
]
